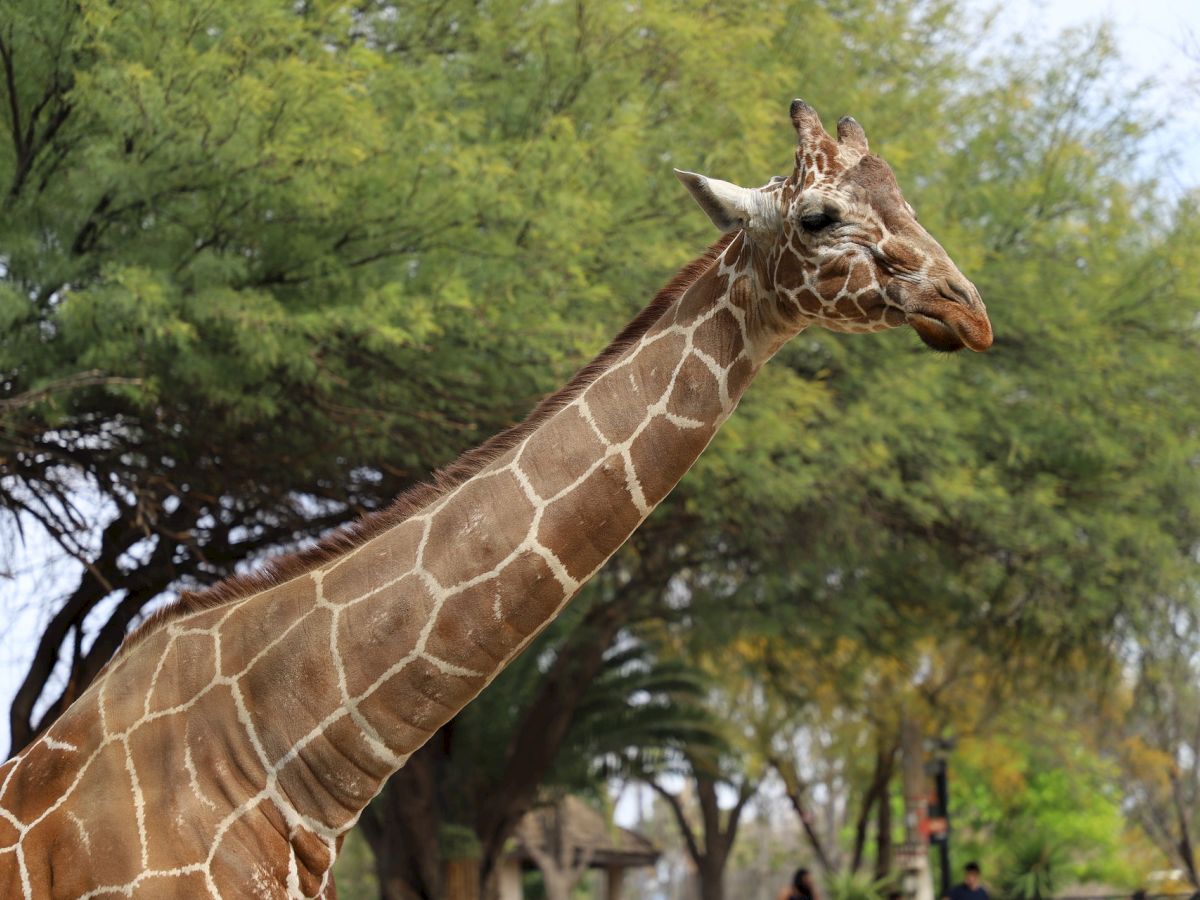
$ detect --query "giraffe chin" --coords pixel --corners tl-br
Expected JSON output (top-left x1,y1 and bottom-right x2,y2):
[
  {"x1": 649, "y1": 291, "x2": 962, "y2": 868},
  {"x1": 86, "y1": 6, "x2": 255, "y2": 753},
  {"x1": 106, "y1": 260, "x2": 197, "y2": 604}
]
[{"x1": 908, "y1": 312, "x2": 970, "y2": 353}]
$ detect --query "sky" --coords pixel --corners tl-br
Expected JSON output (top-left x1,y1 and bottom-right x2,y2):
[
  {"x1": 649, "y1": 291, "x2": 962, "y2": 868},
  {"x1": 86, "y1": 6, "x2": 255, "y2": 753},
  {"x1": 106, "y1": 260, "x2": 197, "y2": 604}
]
[
  {"x1": 980, "y1": 0, "x2": 1200, "y2": 191},
  {"x1": 1, "y1": 0, "x2": 1199, "y2": 767}
]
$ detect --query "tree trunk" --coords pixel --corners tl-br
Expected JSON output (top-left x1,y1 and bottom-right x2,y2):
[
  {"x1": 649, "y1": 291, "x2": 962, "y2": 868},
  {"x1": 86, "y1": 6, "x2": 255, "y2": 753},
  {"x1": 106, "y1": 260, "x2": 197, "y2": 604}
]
[
  {"x1": 8, "y1": 514, "x2": 144, "y2": 753},
  {"x1": 849, "y1": 737, "x2": 895, "y2": 878},
  {"x1": 851, "y1": 760, "x2": 882, "y2": 873},
  {"x1": 359, "y1": 739, "x2": 443, "y2": 900},
  {"x1": 899, "y1": 714, "x2": 933, "y2": 900},
  {"x1": 874, "y1": 768, "x2": 894, "y2": 881},
  {"x1": 656, "y1": 772, "x2": 752, "y2": 900},
  {"x1": 698, "y1": 857, "x2": 725, "y2": 900},
  {"x1": 771, "y1": 755, "x2": 833, "y2": 873},
  {"x1": 1170, "y1": 770, "x2": 1200, "y2": 887}
]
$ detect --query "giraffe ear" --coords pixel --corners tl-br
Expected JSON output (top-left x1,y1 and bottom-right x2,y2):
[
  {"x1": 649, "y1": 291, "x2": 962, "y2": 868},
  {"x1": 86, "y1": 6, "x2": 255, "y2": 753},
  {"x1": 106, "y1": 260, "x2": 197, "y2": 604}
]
[{"x1": 674, "y1": 169, "x2": 758, "y2": 233}]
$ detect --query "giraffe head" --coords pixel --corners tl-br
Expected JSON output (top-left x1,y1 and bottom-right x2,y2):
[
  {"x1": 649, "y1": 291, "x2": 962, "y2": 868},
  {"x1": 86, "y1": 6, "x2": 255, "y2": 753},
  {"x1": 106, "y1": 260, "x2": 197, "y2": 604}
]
[{"x1": 676, "y1": 99, "x2": 992, "y2": 353}]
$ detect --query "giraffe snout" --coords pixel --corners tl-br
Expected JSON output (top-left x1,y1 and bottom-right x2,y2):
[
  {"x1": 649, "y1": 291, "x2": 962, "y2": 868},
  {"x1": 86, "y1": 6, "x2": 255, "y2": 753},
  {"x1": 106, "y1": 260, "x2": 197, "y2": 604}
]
[{"x1": 905, "y1": 274, "x2": 993, "y2": 353}]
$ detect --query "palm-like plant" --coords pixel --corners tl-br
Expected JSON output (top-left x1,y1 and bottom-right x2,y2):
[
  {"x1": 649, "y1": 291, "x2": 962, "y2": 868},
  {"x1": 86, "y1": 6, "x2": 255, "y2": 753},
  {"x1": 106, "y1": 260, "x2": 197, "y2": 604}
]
[
  {"x1": 824, "y1": 870, "x2": 891, "y2": 900},
  {"x1": 1000, "y1": 832, "x2": 1070, "y2": 900},
  {"x1": 550, "y1": 641, "x2": 723, "y2": 791}
]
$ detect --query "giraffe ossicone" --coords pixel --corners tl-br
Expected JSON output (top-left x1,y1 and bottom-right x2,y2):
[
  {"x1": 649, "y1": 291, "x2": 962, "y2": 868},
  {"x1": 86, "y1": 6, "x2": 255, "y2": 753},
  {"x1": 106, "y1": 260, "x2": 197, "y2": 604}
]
[{"x1": 0, "y1": 100, "x2": 991, "y2": 899}]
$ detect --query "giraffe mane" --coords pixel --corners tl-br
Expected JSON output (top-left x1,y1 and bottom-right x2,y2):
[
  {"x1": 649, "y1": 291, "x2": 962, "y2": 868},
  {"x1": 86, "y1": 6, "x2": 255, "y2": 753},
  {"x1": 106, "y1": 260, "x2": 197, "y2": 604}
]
[{"x1": 118, "y1": 233, "x2": 735, "y2": 651}]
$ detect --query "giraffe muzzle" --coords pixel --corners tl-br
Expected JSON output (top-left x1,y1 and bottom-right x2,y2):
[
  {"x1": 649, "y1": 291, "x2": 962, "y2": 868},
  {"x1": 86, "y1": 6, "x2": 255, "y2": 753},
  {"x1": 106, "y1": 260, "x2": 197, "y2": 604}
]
[
  {"x1": 907, "y1": 303, "x2": 993, "y2": 353},
  {"x1": 904, "y1": 275, "x2": 992, "y2": 353}
]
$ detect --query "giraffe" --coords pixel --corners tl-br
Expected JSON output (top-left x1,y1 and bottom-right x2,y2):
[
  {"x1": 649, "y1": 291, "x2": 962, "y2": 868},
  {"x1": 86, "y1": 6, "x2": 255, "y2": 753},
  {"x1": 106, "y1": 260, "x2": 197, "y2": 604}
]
[{"x1": 0, "y1": 99, "x2": 990, "y2": 898}]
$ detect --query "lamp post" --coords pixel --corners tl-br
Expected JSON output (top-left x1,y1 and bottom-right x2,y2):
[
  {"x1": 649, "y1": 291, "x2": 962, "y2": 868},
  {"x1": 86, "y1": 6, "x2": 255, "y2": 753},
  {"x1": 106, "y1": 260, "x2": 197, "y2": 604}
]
[{"x1": 925, "y1": 738, "x2": 955, "y2": 898}]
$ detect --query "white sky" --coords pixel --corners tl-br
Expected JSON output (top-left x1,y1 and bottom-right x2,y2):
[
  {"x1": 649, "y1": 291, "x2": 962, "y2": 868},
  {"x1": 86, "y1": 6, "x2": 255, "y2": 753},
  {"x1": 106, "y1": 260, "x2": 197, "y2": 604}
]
[
  {"x1": 982, "y1": 0, "x2": 1200, "y2": 190},
  {"x1": 1, "y1": 0, "x2": 1198, "y2": 768}
]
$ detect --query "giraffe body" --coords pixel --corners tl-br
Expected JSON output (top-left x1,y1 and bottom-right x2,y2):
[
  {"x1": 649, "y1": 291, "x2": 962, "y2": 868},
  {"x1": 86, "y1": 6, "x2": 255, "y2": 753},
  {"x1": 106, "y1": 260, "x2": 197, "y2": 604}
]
[{"x1": 0, "y1": 101, "x2": 990, "y2": 898}]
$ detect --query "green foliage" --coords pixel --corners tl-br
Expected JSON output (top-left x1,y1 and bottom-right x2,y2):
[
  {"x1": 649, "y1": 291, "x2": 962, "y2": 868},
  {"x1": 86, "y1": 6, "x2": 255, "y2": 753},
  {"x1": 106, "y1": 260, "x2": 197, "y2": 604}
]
[
  {"x1": 439, "y1": 823, "x2": 482, "y2": 861},
  {"x1": 949, "y1": 712, "x2": 1142, "y2": 888},
  {"x1": 826, "y1": 871, "x2": 891, "y2": 900},
  {"x1": 999, "y1": 833, "x2": 1071, "y2": 900},
  {"x1": 2, "y1": 0, "x2": 1199, "y2": 889}
]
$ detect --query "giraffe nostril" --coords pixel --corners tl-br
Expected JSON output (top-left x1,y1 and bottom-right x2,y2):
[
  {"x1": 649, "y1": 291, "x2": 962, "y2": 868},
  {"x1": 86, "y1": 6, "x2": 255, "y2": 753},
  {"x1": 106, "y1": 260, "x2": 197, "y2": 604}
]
[{"x1": 939, "y1": 277, "x2": 974, "y2": 307}]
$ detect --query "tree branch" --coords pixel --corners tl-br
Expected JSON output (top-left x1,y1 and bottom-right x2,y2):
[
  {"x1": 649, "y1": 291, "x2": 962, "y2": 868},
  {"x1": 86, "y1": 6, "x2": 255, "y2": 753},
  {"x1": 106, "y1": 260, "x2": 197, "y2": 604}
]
[{"x1": 647, "y1": 780, "x2": 702, "y2": 865}]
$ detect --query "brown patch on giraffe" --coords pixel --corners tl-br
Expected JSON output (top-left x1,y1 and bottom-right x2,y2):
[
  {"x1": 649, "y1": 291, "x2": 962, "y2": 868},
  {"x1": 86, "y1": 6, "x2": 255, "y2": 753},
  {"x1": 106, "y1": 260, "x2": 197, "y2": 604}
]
[
  {"x1": 246, "y1": 800, "x2": 335, "y2": 894},
  {"x1": 690, "y1": 308, "x2": 745, "y2": 367},
  {"x1": 129, "y1": 712, "x2": 229, "y2": 870},
  {"x1": 0, "y1": 796, "x2": 17, "y2": 846},
  {"x1": 240, "y1": 608, "x2": 341, "y2": 766},
  {"x1": 491, "y1": 550, "x2": 569, "y2": 639},
  {"x1": 4, "y1": 705, "x2": 102, "y2": 822},
  {"x1": 146, "y1": 630, "x2": 217, "y2": 714},
  {"x1": 357, "y1": 657, "x2": 487, "y2": 754},
  {"x1": 275, "y1": 714, "x2": 390, "y2": 830},
  {"x1": 335, "y1": 572, "x2": 438, "y2": 699},
  {"x1": 425, "y1": 549, "x2": 564, "y2": 666},
  {"x1": 788, "y1": 287, "x2": 819, "y2": 314},
  {"x1": 585, "y1": 332, "x2": 686, "y2": 443},
  {"x1": 725, "y1": 230, "x2": 745, "y2": 259},
  {"x1": 774, "y1": 243, "x2": 807, "y2": 290},
  {"x1": 184, "y1": 681, "x2": 272, "y2": 796},
  {"x1": 320, "y1": 518, "x2": 424, "y2": 609},
  {"x1": 424, "y1": 469, "x2": 534, "y2": 587},
  {"x1": 845, "y1": 263, "x2": 873, "y2": 293},
  {"x1": 99, "y1": 628, "x2": 170, "y2": 734},
  {"x1": 673, "y1": 265, "x2": 729, "y2": 327},
  {"x1": 49, "y1": 687, "x2": 102, "y2": 748},
  {"x1": 124, "y1": 870, "x2": 210, "y2": 896},
  {"x1": 537, "y1": 459, "x2": 644, "y2": 582},
  {"x1": 727, "y1": 274, "x2": 755, "y2": 312},
  {"x1": 884, "y1": 306, "x2": 905, "y2": 326},
  {"x1": 667, "y1": 354, "x2": 725, "y2": 424},
  {"x1": 288, "y1": 823, "x2": 334, "y2": 896},
  {"x1": 115, "y1": 235, "x2": 735, "y2": 646},
  {"x1": 877, "y1": 235, "x2": 923, "y2": 272},
  {"x1": 627, "y1": 415, "x2": 715, "y2": 507},
  {"x1": 209, "y1": 799, "x2": 292, "y2": 898},
  {"x1": 726, "y1": 357, "x2": 756, "y2": 397},
  {"x1": 216, "y1": 576, "x2": 319, "y2": 678},
  {"x1": 516, "y1": 404, "x2": 607, "y2": 499},
  {"x1": 835, "y1": 294, "x2": 862, "y2": 317},
  {"x1": 21, "y1": 741, "x2": 143, "y2": 892}
]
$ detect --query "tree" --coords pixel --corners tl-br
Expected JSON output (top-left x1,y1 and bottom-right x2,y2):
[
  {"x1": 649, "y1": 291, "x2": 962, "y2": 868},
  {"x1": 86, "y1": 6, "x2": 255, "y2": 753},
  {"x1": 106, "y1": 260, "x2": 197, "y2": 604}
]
[
  {"x1": 648, "y1": 757, "x2": 758, "y2": 900},
  {"x1": 1, "y1": 0, "x2": 536, "y2": 751},
  {"x1": 1105, "y1": 595, "x2": 1200, "y2": 887},
  {"x1": 0, "y1": 0, "x2": 795, "y2": 752},
  {"x1": 4, "y1": 1, "x2": 1200, "y2": 897}
]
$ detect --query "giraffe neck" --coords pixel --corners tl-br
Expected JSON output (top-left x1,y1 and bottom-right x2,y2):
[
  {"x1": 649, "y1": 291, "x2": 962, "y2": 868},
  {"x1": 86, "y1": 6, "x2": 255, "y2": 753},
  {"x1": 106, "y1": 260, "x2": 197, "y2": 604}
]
[
  {"x1": 0, "y1": 235, "x2": 783, "y2": 897},
  {"x1": 218, "y1": 233, "x2": 776, "y2": 831},
  {"x1": 299, "y1": 232, "x2": 774, "y2": 795}
]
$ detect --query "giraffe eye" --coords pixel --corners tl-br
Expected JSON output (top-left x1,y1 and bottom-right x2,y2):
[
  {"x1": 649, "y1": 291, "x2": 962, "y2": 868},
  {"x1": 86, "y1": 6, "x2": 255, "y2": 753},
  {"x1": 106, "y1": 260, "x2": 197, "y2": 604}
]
[{"x1": 800, "y1": 212, "x2": 836, "y2": 232}]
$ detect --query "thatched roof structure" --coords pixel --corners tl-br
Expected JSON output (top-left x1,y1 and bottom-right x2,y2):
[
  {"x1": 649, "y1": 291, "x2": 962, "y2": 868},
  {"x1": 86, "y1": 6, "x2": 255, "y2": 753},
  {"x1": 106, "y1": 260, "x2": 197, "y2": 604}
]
[{"x1": 508, "y1": 795, "x2": 659, "y2": 870}]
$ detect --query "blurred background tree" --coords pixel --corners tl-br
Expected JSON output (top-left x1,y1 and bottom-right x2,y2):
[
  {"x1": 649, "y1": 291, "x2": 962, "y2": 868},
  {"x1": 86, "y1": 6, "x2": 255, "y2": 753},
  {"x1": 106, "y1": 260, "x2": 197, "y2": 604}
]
[{"x1": 2, "y1": 0, "x2": 1199, "y2": 898}]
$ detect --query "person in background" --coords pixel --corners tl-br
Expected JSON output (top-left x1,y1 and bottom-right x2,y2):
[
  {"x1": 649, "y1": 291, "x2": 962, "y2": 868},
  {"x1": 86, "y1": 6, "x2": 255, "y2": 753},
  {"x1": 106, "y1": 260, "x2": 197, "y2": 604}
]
[
  {"x1": 778, "y1": 867, "x2": 817, "y2": 900},
  {"x1": 948, "y1": 862, "x2": 989, "y2": 900}
]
